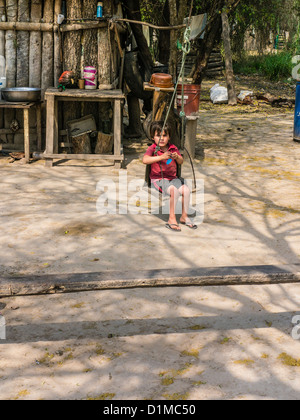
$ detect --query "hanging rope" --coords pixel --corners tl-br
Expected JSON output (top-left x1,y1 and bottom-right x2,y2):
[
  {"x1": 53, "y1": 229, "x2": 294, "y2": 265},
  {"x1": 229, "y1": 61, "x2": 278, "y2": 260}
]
[{"x1": 155, "y1": 23, "x2": 191, "y2": 153}]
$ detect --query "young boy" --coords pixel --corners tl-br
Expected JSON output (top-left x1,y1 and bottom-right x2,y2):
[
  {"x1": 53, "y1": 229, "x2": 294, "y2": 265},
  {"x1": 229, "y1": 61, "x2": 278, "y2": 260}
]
[{"x1": 143, "y1": 121, "x2": 197, "y2": 231}]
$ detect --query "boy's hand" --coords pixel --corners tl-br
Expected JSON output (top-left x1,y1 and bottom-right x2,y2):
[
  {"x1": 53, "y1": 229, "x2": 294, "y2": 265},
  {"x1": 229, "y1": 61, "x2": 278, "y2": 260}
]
[
  {"x1": 161, "y1": 151, "x2": 172, "y2": 160},
  {"x1": 171, "y1": 152, "x2": 178, "y2": 160}
]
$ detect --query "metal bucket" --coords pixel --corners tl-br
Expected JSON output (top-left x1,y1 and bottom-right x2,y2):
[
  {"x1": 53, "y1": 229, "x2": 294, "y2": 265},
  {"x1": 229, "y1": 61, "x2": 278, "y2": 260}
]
[
  {"x1": 177, "y1": 84, "x2": 201, "y2": 116},
  {"x1": 293, "y1": 81, "x2": 300, "y2": 142}
]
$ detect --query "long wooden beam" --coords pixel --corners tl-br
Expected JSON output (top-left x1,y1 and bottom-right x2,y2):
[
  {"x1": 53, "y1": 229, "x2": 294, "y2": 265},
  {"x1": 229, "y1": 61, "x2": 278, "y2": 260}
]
[
  {"x1": 0, "y1": 265, "x2": 299, "y2": 297},
  {"x1": 0, "y1": 21, "x2": 107, "y2": 32}
]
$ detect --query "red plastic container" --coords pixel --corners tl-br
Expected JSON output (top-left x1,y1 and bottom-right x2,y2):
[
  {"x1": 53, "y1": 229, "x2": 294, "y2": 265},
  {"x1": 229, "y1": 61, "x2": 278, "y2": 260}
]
[{"x1": 177, "y1": 84, "x2": 201, "y2": 115}]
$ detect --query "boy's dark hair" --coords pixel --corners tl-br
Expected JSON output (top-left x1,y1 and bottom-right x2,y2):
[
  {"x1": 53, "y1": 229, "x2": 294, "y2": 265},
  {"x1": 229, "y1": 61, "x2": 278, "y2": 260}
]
[{"x1": 150, "y1": 120, "x2": 171, "y2": 140}]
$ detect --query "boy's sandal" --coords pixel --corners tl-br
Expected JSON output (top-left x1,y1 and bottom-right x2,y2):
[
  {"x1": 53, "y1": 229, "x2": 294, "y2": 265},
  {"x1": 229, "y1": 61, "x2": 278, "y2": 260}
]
[
  {"x1": 180, "y1": 221, "x2": 198, "y2": 229},
  {"x1": 165, "y1": 223, "x2": 181, "y2": 232}
]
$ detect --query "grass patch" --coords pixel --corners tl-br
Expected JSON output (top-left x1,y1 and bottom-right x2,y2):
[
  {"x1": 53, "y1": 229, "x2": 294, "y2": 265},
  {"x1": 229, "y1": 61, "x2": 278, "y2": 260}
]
[{"x1": 233, "y1": 52, "x2": 293, "y2": 81}]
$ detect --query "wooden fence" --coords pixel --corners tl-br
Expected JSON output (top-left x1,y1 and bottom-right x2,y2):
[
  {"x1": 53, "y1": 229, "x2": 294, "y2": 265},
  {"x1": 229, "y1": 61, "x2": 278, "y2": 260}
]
[{"x1": 0, "y1": 0, "x2": 122, "y2": 152}]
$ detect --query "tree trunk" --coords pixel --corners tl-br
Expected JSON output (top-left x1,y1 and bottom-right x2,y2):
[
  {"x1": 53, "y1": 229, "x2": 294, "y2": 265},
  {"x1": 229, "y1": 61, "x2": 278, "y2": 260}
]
[
  {"x1": 125, "y1": 95, "x2": 144, "y2": 138},
  {"x1": 168, "y1": 0, "x2": 177, "y2": 79},
  {"x1": 158, "y1": 1, "x2": 170, "y2": 65},
  {"x1": 221, "y1": 11, "x2": 237, "y2": 105},
  {"x1": 123, "y1": 0, "x2": 153, "y2": 81},
  {"x1": 191, "y1": 15, "x2": 223, "y2": 84},
  {"x1": 168, "y1": 0, "x2": 187, "y2": 80}
]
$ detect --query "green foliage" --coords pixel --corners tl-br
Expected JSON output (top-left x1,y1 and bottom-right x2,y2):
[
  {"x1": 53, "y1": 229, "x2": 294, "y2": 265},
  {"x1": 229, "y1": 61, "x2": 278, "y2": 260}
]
[{"x1": 233, "y1": 51, "x2": 293, "y2": 81}]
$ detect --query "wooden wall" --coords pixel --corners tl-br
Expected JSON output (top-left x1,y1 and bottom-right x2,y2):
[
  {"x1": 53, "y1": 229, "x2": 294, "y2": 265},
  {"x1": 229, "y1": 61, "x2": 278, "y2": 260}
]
[{"x1": 0, "y1": 0, "x2": 122, "y2": 152}]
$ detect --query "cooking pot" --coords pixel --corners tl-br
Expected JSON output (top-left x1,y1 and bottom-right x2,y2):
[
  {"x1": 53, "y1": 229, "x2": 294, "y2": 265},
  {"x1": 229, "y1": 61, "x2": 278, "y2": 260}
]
[
  {"x1": 150, "y1": 73, "x2": 173, "y2": 88},
  {"x1": 1, "y1": 87, "x2": 41, "y2": 102}
]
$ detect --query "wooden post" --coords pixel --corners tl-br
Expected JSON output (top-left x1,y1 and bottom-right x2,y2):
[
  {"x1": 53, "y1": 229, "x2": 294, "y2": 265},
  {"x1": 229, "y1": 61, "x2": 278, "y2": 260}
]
[
  {"x1": 23, "y1": 108, "x2": 30, "y2": 163},
  {"x1": 82, "y1": 0, "x2": 99, "y2": 124},
  {"x1": 45, "y1": 95, "x2": 57, "y2": 167},
  {"x1": 98, "y1": 26, "x2": 112, "y2": 132},
  {"x1": 5, "y1": 0, "x2": 17, "y2": 147},
  {"x1": 17, "y1": 0, "x2": 30, "y2": 87},
  {"x1": 0, "y1": 0, "x2": 5, "y2": 141},
  {"x1": 221, "y1": 11, "x2": 237, "y2": 106},
  {"x1": 62, "y1": 0, "x2": 82, "y2": 129},
  {"x1": 54, "y1": 0, "x2": 62, "y2": 87},
  {"x1": 41, "y1": 0, "x2": 54, "y2": 93},
  {"x1": 29, "y1": 0, "x2": 42, "y2": 88},
  {"x1": 15, "y1": 0, "x2": 30, "y2": 152},
  {"x1": 36, "y1": 103, "x2": 42, "y2": 151},
  {"x1": 114, "y1": 99, "x2": 122, "y2": 168}
]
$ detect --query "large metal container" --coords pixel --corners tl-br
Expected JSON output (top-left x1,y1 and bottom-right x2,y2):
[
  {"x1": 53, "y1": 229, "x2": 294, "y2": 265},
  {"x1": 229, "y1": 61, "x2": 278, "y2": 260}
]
[
  {"x1": 1, "y1": 87, "x2": 41, "y2": 102},
  {"x1": 294, "y1": 82, "x2": 300, "y2": 143}
]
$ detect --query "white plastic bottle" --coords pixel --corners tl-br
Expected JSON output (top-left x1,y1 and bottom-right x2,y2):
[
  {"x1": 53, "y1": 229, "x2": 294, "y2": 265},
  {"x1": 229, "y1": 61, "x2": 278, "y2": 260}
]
[{"x1": 0, "y1": 55, "x2": 6, "y2": 89}]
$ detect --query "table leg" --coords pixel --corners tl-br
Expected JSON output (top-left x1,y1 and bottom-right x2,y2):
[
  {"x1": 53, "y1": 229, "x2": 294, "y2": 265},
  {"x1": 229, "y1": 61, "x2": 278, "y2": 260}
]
[
  {"x1": 45, "y1": 95, "x2": 56, "y2": 167},
  {"x1": 114, "y1": 99, "x2": 122, "y2": 168},
  {"x1": 36, "y1": 103, "x2": 42, "y2": 151},
  {"x1": 23, "y1": 108, "x2": 30, "y2": 163}
]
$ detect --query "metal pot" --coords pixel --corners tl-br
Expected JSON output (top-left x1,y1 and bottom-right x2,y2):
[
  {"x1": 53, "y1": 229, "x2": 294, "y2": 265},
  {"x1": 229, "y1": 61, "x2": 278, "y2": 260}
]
[{"x1": 1, "y1": 87, "x2": 41, "y2": 102}]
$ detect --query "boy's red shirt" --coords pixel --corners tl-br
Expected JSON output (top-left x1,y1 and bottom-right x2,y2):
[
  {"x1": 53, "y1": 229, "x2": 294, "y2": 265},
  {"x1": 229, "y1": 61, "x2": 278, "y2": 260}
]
[{"x1": 144, "y1": 143, "x2": 182, "y2": 180}]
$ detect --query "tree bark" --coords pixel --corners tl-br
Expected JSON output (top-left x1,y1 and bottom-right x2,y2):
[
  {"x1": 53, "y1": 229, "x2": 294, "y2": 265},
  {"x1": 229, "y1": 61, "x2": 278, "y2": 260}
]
[
  {"x1": 168, "y1": 0, "x2": 187, "y2": 80},
  {"x1": 221, "y1": 11, "x2": 237, "y2": 105},
  {"x1": 158, "y1": 1, "x2": 170, "y2": 65}
]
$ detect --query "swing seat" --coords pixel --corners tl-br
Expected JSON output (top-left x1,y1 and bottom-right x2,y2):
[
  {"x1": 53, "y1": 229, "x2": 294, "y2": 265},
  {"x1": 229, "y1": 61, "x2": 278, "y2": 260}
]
[{"x1": 144, "y1": 160, "x2": 182, "y2": 189}]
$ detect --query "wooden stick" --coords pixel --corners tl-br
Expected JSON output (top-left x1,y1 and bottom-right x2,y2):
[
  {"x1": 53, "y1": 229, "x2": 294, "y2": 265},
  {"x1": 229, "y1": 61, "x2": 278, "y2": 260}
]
[
  {"x1": 0, "y1": 21, "x2": 57, "y2": 31},
  {"x1": 112, "y1": 17, "x2": 186, "y2": 31},
  {"x1": 23, "y1": 108, "x2": 30, "y2": 162},
  {"x1": 60, "y1": 21, "x2": 106, "y2": 32}
]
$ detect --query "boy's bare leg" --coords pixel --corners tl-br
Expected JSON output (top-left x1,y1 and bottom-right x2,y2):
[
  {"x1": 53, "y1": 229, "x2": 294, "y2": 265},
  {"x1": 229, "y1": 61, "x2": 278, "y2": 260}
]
[
  {"x1": 179, "y1": 185, "x2": 192, "y2": 224},
  {"x1": 167, "y1": 185, "x2": 181, "y2": 230}
]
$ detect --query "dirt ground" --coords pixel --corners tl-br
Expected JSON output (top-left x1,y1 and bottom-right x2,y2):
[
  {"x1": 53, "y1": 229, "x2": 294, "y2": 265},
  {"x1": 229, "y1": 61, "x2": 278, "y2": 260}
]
[{"x1": 0, "y1": 75, "x2": 300, "y2": 400}]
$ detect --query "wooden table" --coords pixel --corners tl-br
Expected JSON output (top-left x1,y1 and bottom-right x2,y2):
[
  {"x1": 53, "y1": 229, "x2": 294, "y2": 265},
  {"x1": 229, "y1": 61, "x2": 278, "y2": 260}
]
[
  {"x1": 42, "y1": 88, "x2": 125, "y2": 167},
  {"x1": 0, "y1": 100, "x2": 42, "y2": 163}
]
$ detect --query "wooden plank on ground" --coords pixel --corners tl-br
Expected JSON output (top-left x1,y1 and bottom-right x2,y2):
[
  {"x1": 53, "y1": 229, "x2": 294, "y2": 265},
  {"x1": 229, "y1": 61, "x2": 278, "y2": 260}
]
[{"x1": 0, "y1": 264, "x2": 299, "y2": 297}]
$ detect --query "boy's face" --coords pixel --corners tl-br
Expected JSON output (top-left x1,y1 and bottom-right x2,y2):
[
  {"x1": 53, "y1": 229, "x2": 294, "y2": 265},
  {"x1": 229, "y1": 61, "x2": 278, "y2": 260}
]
[{"x1": 153, "y1": 130, "x2": 170, "y2": 148}]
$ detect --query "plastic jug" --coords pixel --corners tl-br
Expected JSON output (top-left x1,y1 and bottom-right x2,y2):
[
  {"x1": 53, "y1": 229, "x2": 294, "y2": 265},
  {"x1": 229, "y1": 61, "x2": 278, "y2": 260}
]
[{"x1": 0, "y1": 55, "x2": 6, "y2": 89}]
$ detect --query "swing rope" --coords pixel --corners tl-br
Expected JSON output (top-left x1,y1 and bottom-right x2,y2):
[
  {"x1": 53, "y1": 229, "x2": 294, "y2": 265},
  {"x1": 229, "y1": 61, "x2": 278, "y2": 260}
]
[{"x1": 154, "y1": 23, "x2": 197, "y2": 192}]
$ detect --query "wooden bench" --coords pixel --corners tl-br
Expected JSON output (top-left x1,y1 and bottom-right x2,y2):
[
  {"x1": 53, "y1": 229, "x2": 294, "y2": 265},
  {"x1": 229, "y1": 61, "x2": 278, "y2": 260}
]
[{"x1": 40, "y1": 88, "x2": 125, "y2": 167}]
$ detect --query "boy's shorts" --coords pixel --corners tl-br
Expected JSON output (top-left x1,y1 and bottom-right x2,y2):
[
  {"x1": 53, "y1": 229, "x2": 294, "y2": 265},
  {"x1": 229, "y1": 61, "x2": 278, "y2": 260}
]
[{"x1": 151, "y1": 177, "x2": 185, "y2": 195}]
